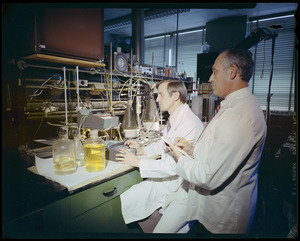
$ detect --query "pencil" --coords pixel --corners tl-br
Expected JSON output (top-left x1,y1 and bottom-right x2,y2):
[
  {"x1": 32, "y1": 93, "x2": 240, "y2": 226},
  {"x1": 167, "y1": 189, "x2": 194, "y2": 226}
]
[{"x1": 182, "y1": 139, "x2": 194, "y2": 143}]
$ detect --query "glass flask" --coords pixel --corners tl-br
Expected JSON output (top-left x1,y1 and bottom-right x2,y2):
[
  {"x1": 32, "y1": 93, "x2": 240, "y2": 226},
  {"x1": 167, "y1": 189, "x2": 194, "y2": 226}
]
[
  {"x1": 72, "y1": 129, "x2": 84, "y2": 167},
  {"x1": 52, "y1": 127, "x2": 77, "y2": 175},
  {"x1": 84, "y1": 129, "x2": 106, "y2": 172},
  {"x1": 143, "y1": 93, "x2": 159, "y2": 131},
  {"x1": 122, "y1": 104, "x2": 138, "y2": 138}
]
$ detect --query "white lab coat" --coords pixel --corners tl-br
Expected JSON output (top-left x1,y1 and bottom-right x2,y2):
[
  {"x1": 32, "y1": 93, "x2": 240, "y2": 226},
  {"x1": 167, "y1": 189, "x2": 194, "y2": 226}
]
[
  {"x1": 176, "y1": 87, "x2": 267, "y2": 234},
  {"x1": 121, "y1": 103, "x2": 204, "y2": 230}
]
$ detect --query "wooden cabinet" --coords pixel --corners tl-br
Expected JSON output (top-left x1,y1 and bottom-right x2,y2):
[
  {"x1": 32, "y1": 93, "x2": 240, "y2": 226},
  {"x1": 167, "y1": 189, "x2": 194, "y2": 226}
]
[
  {"x1": 196, "y1": 53, "x2": 218, "y2": 84},
  {"x1": 11, "y1": 6, "x2": 104, "y2": 62}
]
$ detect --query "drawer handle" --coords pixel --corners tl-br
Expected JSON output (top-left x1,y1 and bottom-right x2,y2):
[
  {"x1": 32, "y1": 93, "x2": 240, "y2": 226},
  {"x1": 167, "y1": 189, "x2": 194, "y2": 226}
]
[{"x1": 103, "y1": 187, "x2": 117, "y2": 197}]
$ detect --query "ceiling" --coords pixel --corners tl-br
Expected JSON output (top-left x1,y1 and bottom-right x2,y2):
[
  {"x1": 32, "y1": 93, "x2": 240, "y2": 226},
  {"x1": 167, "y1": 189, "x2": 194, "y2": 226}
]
[{"x1": 103, "y1": 3, "x2": 297, "y2": 38}]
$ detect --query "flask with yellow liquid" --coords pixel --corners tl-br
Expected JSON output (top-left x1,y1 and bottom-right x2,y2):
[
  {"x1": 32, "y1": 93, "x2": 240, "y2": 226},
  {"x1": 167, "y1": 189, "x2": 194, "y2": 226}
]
[
  {"x1": 52, "y1": 127, "x2": 77, "y2": 175},
  {"x1": 84, "y1": 129, "x2": 106, "y2": 172}
]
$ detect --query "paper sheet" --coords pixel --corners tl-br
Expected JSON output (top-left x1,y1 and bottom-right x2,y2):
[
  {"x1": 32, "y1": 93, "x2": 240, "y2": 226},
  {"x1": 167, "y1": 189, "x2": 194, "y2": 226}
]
[
  {"x1": 161, "y1": 136, "x2": 192, "y2": 158},
  {"x1": 34, "y1": 156, "x2": 133, "y2": 191}
]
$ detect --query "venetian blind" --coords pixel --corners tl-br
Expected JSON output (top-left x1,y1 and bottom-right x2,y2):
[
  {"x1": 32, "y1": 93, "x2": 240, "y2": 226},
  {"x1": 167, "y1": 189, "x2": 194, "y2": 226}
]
[
  {"x1": 248, "y1": 15, "x2": 296, "y2": 113},
  {"x1": 144, "y1": 14, "x2": 295, "y2": 114}
]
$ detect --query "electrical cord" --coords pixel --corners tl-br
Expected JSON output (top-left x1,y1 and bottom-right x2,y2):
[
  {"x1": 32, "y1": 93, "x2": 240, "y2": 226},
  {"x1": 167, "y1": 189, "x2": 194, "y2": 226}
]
[
  {"x1": 29, "y1": 74, "x2": 62, "y2": 101},
  {"x1": 32, "y1": 113, "x2": 45, "y2": 141},
  {"x1": 260, "y1": 40, "x2": 266, "y2": 79}
]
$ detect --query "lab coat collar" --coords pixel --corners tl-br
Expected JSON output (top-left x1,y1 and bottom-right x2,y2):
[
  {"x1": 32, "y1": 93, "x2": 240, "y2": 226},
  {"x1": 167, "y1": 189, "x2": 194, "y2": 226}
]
[
  {"x1": 220, "y1": 87, "x2": 252, "y2": 109},
  {"x1": 169, "y1": 103, "x2": 185, "y2": 127},
  {"x1": 195, "y1": 87, "x2": 252, "y2": 146}
]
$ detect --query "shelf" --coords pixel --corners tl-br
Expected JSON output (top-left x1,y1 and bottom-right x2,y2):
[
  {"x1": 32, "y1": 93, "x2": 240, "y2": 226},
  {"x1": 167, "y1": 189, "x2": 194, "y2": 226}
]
[{"x1": 23, "y1": 54, "x2": 106, "y2": 68}]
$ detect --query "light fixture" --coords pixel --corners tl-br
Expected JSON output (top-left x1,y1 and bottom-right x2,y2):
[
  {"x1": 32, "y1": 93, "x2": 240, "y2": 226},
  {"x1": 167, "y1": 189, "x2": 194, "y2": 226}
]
[
  {"x1": 142, "y1": 92, "x2": 159, "y2": 131},
  {"x1": 104, "y1": 9, "x2": 190, "y2": 31},
  {"x1": 122, "y1": 104, "x2": 139, "y2": 138}
]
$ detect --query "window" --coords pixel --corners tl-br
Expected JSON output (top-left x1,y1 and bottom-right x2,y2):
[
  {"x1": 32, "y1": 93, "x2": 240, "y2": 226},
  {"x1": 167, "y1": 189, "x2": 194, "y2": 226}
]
[
  {"x1": 145, "y1": 30, "x2": 204, "y2": 79},
  {"x1": 248, "y1": 14, "x2": 296, "y2": 113},
  {"x1": 144, "y1": 14, "x2": 296, "y2": 114},
  {"x1": 177, "y1": 30, "x2": 204, "y2": 79},
  {"x1": 144, "y1": 35, "x2": 170, "y2": 68}
]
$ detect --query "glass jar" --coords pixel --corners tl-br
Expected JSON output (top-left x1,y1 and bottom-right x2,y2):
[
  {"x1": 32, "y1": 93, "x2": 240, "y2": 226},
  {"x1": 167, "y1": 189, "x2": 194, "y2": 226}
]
[
  {"x1": 84, "y1": 129, "x2": 106, "y2": 172},
  {"x1": 52, "y1": 127, "x2": 77, "y2": 175}
]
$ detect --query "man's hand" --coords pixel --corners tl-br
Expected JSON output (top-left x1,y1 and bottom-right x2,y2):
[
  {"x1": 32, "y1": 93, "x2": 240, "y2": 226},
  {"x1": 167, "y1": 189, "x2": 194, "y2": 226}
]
[
  {"x1": 168, "y1": 142, "x2": 183, "y2": 162},
  {"x1": 115, "y1": 148, "x2": 140, "y2": 167},
  {"x1": 124, "y1": 140, "x2": 144, "y2": 155},
  {"x1": 173, "y1": 137, "x2": 194, "y2": 156}
]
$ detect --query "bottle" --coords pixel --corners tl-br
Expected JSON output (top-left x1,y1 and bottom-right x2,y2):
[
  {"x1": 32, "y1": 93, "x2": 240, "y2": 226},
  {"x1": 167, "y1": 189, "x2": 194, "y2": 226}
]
[
  {"x1": 72, "y1": 129, "x2": 84, "y2": 167},
  {"x1": 84, "y1": 129, "x2": 106, "y2": 172},
  {"x1": 201, "y1": 41, "x2": 210, "y2": 53},
  {"x1": 52, "y1": 127, "x2": 77, "y2": 175}
]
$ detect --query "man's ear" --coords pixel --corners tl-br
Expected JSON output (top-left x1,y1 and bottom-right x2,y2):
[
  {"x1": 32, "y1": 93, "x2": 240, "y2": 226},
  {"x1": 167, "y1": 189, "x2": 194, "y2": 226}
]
[
  {"x1": 229, "y1": 64, "x2": 238, "y2": 80},
  {"x1": 172, "y1": 91, "x2": 180, "y2": 101}
]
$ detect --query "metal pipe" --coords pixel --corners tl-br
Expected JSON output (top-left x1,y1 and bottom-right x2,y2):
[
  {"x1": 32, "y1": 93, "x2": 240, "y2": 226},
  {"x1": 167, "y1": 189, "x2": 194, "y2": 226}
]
[
  {"x1": 252, "y1": 20, "x2": 259, "y2": 94},
  {"x1": 131, "y1": 48, "x2": 133, "y2": 77},
  {"x1": 23, "y1": 63, "x2": 64, "y2": 71},
  {"x1": 152, "y1": 52, "x2": 154, "y2": 76},
  {"x1": 63, "y1": 67, "x2": 68, "y2": 126},
  {"x1": 76, "y1": 66, "x2": 80, "y2": 110},
  {"x1": 22, "y1": 63, "x2": 103, "y2": 74},
  {"x1": 288, "y1": 35, "x2": 296, "y2": 112},
  {"x1": 136, "y1": 79, "x2": 141, "y2": 130},
  {"x1": 24, "y1": 78, "x2": 57, "y2": 82},
  {"x1": 132, "y1": 8, "x2": 144, "y2": 65},
  {"x1": 169, "y1": 34, "x2": 173, "y2": 67},
  {"x1": 24, "y1": 85, "x2": 92, "y2": 91},
  {"x1": 26, "y1": 110, "x2": 126, "y2": 120},
  {"x1": 26, "y1": 100, "x2": 128, "y2": 109},
  {"x1": 175, "y1": 9, "x2": 179, "y2": 72},
  {"x1": 26, "y1": 108, "x2": 126, "y2": 116},
  {"x1": 110, "y1": 42, "x2": 113, "y2": 114},
  {"x1": 163, "y1": 35, "x2": 166, "y2": 68}
]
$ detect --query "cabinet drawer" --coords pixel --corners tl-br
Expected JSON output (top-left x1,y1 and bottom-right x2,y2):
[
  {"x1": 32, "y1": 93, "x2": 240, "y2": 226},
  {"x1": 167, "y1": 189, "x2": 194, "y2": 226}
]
[{"x1": 70, "y1": 170, "x2": 141, "y2": 218}]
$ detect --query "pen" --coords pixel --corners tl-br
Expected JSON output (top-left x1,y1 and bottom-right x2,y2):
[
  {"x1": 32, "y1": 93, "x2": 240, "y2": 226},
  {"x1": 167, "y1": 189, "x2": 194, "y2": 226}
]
[{"x1": 182, "y1": 139, "x2": 194, "y2": 143}]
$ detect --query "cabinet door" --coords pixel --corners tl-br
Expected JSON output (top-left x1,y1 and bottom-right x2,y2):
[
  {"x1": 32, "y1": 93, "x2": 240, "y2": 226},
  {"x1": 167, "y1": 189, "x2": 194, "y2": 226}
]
[
  {"x1": 37, "y1": 8, "x2": 104, "y2": 62},
  {"x1": 68, "y1": 196, "x2": 142, "y2": 234},
  {"x1": 43, "y1": 196, "x2": 70, "y2": 233},
  {"x1": 43, "y1": 170, "x2": 142, "y2": 234}
]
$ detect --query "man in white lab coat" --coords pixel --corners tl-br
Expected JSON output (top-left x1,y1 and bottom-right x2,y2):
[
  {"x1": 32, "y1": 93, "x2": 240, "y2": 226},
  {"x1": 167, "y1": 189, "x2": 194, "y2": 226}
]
[
  {"x1": 116, "y1": 79, "x2": 205, "y2": 233},
  {"x1": 170, "y1": 48, "x2": 267, "y2": 234}
]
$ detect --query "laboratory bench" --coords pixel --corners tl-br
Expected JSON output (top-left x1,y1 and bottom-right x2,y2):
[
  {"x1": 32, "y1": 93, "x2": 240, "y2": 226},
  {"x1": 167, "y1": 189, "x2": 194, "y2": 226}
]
[{"x1": 2, "y1": 144, "x2": 144, "y2": 238}]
